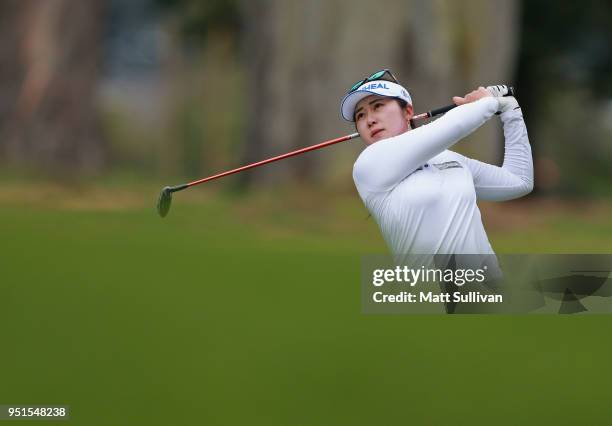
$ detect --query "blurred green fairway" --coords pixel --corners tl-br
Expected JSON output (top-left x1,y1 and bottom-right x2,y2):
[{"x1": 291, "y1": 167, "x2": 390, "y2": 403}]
[{"x1": 1, "y1": 182, "x2": 612, "y2": 425}]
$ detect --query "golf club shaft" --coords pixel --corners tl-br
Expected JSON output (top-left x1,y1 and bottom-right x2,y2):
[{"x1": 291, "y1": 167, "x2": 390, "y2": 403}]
[
  {"x1": 178, "y1": 90, "x2": 515, "y2": 190},
  {"x1": 185, "y1": 132, "x2": 359, "y2": 188}
]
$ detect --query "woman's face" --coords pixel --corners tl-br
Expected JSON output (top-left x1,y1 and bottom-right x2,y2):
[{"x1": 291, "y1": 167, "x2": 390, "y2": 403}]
[{"x1": 354, "y1": 95, "x2": 413, "y2": 145}]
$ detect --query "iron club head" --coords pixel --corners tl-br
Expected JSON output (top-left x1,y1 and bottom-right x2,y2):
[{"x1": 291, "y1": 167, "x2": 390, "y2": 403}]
[
  {"x1": 157, "y1": 186, "x2": 173, "y2": 218},
  {"x1": 156, "y1": 183, "x2": 189, "y2": 218}
]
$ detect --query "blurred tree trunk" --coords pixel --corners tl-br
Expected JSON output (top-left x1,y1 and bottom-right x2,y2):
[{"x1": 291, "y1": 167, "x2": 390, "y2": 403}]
[
  {"x1": 240, "y1": 0, "x2": 363, "y2": 187},
  {"x1": 401, "y1": 0, "x2": 520, "y2": 164},
  {"x1": 240, "y1": 0, "x2": 520, "y2": 188},
  {"x1": 240, "y1": 0, "x2": 285, "y2": 186},
  {"x1": 0, "y1": 0, "x2": 106, "y2": 175}
]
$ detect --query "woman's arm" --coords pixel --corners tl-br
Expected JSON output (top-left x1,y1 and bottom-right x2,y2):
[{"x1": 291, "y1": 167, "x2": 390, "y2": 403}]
[
  {"x1": 460, "y1": 108, "x2": 534, "y2": 201},
  {"x1": 353, "y1": 97, "x2": 499, "y2": 193}
]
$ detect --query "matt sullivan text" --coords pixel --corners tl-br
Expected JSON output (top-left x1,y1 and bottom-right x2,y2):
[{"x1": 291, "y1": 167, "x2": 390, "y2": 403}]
[{"x1": 373, "y1": 291, "x2": 503, "y2": 303}]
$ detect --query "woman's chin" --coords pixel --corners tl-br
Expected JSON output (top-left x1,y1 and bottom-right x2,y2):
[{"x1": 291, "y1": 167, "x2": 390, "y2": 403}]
[{"x1": 371, "y1": 131, "x2": 386, "y2": 142}]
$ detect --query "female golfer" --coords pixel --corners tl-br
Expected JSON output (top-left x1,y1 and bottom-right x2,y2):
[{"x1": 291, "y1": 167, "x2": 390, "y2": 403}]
[{"x1": 341, "y1": 70, "x2": 533, "y2": 259}]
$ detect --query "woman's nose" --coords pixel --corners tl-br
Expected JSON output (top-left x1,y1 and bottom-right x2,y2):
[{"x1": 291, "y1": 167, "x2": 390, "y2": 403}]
[{"x1": 366, "y1": 114, "x2": 377, "y2": 127}]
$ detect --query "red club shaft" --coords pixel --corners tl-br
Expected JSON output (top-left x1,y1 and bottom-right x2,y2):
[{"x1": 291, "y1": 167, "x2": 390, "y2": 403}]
[{"x1": 186, "y1": 132, "x2": 360, "y2": 188}]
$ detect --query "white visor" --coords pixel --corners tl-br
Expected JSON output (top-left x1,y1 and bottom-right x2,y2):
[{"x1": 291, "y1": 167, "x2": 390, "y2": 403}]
[{"x1": 340, "y1": 80, "x2": 412, "y2": 122}]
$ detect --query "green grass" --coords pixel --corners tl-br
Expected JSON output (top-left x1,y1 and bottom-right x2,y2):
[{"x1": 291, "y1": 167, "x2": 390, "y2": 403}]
[{"x1": 1, "y1": 185, "x2": 612, "y2": 425}]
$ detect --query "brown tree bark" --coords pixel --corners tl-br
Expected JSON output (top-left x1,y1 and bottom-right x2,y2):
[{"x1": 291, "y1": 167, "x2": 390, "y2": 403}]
[{"x1": 0, "y1": 0, "x2": 107, "y2": 175}]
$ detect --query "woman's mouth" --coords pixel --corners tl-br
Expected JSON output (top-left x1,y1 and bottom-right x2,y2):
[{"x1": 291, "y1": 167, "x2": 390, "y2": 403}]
[{"x1": 371, "y1": 129, "x2": 384, "y2": 138}]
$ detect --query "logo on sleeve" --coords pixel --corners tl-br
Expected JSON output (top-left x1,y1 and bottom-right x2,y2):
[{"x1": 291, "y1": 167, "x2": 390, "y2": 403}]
[{"x1": 432, "y1": 161, "x2": 463, "y2": 170}]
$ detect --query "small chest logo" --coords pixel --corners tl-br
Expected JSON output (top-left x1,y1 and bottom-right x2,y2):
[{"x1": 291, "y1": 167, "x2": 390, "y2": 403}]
[{"x1": 432, "y1": 161, "x2": 462, "y2": 170}]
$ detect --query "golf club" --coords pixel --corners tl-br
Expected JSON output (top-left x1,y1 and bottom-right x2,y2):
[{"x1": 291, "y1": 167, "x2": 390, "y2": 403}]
[
  {"x1": 156, "y1": 132, "x2": 359, "y2": 217},
  {"x1": 157, "y1": 87, "x2": 514, "y2": 217}
]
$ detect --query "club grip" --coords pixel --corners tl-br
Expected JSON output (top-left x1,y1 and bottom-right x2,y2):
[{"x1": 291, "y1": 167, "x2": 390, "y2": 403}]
[
  {"x1": 429, "y1": 86, "x2": 515, "y2": 118},
  {"x1": 429, "y1": 104, "x2": 457, "y2": 117}
]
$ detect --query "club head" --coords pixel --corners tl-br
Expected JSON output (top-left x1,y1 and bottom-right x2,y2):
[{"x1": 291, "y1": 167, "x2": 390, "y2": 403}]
[{"x1": 157, "y1": 186, "x2": 173, "y2": 218}]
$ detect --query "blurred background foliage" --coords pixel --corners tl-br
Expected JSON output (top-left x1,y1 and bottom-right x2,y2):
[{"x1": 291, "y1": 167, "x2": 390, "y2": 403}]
[{"x1": 0, "y1": 0, "x2": 610, "y2": 194}]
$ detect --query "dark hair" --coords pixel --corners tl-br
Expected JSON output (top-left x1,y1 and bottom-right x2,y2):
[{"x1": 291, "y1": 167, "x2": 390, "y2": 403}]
[{"x1": 396, "y1": 98, "x2": 408, "y2": 109}]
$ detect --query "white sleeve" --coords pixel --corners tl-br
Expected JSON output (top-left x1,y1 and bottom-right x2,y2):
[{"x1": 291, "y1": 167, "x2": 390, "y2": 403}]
[
  {"x1": 353, "y1": 97, "x2": 499, "y2": 193},
  {"x1": 459, "y1": 108, "x2": 534, "y2": 201}
]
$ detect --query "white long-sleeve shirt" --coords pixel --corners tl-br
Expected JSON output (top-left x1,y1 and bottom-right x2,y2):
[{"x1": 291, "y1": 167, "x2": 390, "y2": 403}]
[{"x1": 353, "y1": 97, "x2": 533, "y2": 257}]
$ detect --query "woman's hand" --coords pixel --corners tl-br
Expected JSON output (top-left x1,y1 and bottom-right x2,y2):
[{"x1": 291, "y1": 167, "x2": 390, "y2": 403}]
[{"x1": 452, "y1": 86, "x2": 491, "y2": 106}]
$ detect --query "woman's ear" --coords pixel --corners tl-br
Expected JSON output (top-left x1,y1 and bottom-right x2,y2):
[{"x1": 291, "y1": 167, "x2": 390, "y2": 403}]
[{"x1": 404, "y1": 104, "x2": 414, "y2": 120}]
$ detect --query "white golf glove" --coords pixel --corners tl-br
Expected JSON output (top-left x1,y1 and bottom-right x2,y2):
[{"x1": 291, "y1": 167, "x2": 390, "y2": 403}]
[{"x1": 486, "y1": 84, "x2": 520, "y2": 114}]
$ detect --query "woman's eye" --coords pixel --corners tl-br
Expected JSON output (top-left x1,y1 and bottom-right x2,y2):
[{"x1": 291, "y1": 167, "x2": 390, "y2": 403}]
[
  {"x1": 356, "y1": 113, "x2": 364, "y2": 120},
  {"x1": 374, "y1": 102, "x2": 383, "y2": 109}
]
